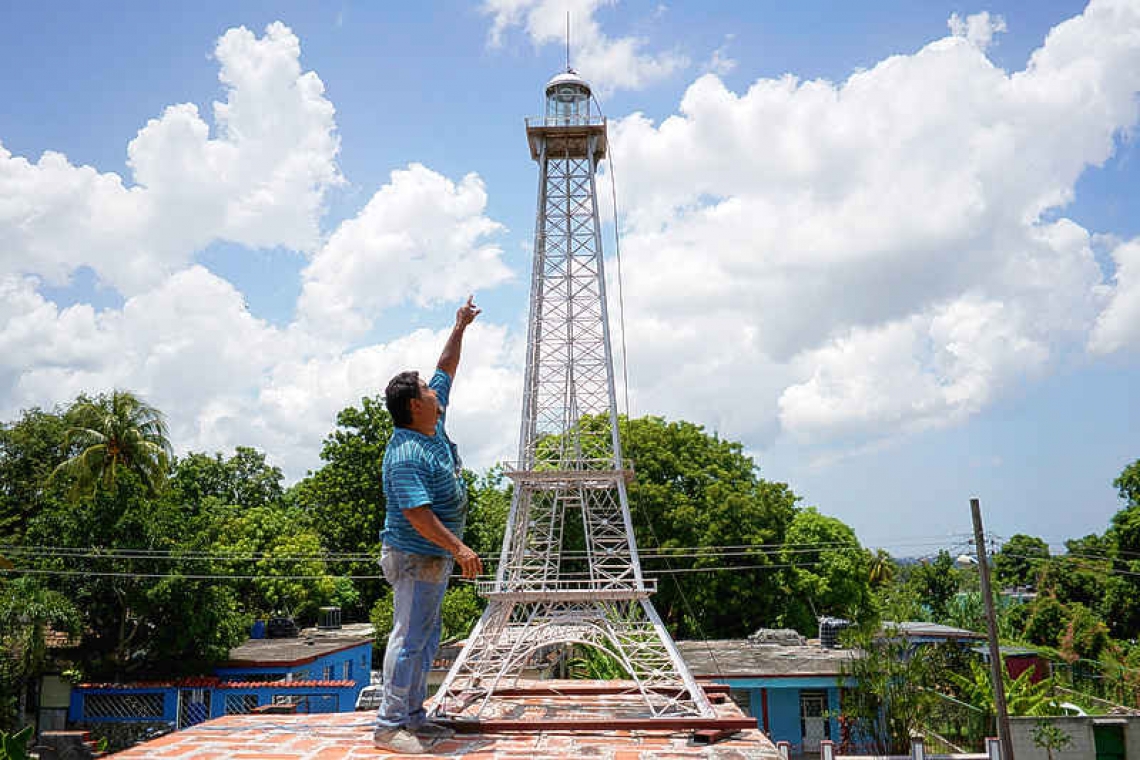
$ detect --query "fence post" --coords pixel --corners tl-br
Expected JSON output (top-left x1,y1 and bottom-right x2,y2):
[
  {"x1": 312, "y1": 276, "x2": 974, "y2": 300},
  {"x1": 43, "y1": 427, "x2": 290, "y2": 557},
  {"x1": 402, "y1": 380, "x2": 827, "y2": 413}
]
[
  {"x1": 776, "y1": 741, "x2": 790, "y2": 759},
  {"x1": 986, "y1": 736, "x2": 1002, "y2": 760},
  {"x1": 820, "y1": 739, "x2": 835, "y2": 760},
  {"x1": 911, "y1": 736, "x2": 925, "y2": 760}
]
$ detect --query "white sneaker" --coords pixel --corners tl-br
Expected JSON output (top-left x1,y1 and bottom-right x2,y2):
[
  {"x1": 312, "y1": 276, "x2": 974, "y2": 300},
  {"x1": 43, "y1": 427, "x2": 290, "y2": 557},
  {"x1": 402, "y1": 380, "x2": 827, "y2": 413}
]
[{"x1": 373, "y1": 727, "x2": 430, "y2": 754}]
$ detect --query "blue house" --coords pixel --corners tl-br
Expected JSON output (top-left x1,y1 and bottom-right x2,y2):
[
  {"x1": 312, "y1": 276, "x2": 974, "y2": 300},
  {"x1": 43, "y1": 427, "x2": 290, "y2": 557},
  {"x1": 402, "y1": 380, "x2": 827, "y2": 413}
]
[
  {"x1": 70, "y1": 624, "x2": 373, "y2": 734},
  {"x1": 679, "y1": 632, "x2": 856, "y2": 755}
]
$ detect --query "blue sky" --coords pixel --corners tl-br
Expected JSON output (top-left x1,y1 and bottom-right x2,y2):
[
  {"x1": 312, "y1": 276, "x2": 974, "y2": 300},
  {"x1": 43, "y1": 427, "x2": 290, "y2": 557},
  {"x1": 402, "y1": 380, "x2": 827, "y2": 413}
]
[{"x1": 1, "y1": 0, "x2": 1138, "y2": 556}]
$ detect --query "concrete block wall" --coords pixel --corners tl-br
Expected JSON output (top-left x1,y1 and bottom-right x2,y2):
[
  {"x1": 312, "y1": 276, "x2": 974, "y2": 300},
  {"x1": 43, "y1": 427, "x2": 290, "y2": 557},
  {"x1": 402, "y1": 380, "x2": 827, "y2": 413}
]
[{"x1": 1009, "y1": 715, "x2": 1139, "y2": 760}]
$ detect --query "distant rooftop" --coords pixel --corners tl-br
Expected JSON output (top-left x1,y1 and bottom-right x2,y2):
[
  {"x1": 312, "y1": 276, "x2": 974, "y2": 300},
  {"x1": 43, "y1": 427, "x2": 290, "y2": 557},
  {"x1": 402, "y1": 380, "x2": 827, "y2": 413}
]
[
  {"x1": 882, "y1": 621, "x2": 986, "y2": 641},
  {"x1": 225, "y1": 623, "x2": 374, "y2": 667}
]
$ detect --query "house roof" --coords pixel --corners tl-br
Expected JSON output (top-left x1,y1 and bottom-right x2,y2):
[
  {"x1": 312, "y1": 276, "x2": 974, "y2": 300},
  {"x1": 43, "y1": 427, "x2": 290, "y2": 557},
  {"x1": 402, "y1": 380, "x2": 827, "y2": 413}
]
[
  {"x1": 224, "y1": 623, "x2": 373, "y2": 668},
  {"x1": 110, "y1": 681, "x2": 778, "y2": 759},
  {"x1": 882, "y1": 621, "x2": 986, "y2": 641},
  {"x1": 678, "y1": 639, "x2": 857, "y2": 678}
]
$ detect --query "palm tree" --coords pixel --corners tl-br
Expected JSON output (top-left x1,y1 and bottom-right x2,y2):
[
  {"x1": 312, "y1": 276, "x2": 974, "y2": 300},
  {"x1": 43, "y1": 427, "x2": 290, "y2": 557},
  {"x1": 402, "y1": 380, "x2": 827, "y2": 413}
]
[
  {"x1": 50, "y1": 390, "x2": 173, "y2": 499},
  {"x1": 869, "y1": 548, "x2": 896, "y2": 588}
]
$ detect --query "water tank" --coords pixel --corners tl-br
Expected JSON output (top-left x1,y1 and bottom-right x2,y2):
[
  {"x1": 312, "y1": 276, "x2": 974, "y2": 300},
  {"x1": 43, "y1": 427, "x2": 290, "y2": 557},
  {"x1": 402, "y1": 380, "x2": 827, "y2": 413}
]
[
  {"x1": 318, "y1": 606, "x2": 342, "y2": 630},
  {"x1": 818, "y1": 617, "x2": 851, "y2": 648},
  {"x1": 267, "y1": 616, "x2": 299, "y2": 638}
]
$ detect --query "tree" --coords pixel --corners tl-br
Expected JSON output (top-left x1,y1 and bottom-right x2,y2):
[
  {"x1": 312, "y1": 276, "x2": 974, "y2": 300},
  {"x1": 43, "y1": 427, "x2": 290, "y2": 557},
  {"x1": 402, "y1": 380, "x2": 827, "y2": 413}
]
[
  {"x1": 992, "y1": 534, "x2": 1050, "y2": 589},
  {"x1": 0, "y1": 578, "x2": 80, "y2": 731},
  {"x1": 0, "y1": 407, "x2": 71, "y2": 542},
  {"x1": 868, "y1": 549, "x2": 895, "y2": 589},
  {"x1": 617, "y1": 416, "x2": 801, "y2": 638},
  {"x1": 1058, "y1": 603, "x2": 1111, "y2": 663},
  {"x1": 291, "y1": 396, "x2": 393, "y2": 617},
  {"x1": 169, "y1": 447, "x2": 284, "y2": 512},
  {"x1": 50, "y1": 391, "x2": 172, "y2": 499},
  {"x1": 1115, "y1": 459, "x2": 1140, "y2": 507},
  {"x1": 947, "y1": 659, "x2": 1059, "y2": 718},
  {"x1": 906, "y1": 551, "x2": 960, "y2": 620},
  {"x1": 781, "y1": 508, "x2": 873, "y2": 633},
  {"x1": 839, "y1": 627, "x2": 953, "y2": 754},
  {"x1": 1022, "y1": 595, "x2": 1069, "y2": 649},
  {"x1": 1032, "y1": 719, "x2": 1072, "y2": 760}
]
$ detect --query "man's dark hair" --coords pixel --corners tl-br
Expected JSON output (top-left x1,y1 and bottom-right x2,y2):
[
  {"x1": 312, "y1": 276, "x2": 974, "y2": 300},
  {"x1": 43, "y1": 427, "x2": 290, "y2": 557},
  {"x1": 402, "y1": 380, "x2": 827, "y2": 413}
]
[{"x1": 385, "y1": 371, "x2": 421, "y2": 427}]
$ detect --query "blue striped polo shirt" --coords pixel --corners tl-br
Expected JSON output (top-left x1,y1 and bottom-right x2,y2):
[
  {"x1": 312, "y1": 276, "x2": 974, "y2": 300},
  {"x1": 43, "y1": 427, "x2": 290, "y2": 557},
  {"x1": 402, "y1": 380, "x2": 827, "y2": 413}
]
[{"x1": 380, "y1": 369, "x2": 467, "y2": 557}]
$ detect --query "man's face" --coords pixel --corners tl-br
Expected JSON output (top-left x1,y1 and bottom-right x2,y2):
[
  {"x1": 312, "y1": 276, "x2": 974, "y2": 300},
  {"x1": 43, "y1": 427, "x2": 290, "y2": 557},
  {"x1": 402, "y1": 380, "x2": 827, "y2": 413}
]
[{"x1": 410, "y1": 379, "x2": 441, "y2": 427}]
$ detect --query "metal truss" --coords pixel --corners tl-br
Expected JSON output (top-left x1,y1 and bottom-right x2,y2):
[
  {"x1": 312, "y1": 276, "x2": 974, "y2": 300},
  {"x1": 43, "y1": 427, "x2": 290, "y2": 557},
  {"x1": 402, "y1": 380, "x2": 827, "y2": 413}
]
[{"x1": 432, "y1": 121, "x2": 713, "y2": 721}]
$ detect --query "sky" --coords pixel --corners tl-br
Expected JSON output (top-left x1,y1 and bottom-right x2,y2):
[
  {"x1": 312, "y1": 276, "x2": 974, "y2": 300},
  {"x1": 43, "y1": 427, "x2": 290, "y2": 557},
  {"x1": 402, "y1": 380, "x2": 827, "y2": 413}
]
[{"x1": 1, "y1": 0, "x2": 1138, "y2": 556}]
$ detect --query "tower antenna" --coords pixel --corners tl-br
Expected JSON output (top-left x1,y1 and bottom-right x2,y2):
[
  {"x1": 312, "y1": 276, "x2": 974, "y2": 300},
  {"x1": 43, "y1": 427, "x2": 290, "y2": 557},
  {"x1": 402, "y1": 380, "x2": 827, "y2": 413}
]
[{"x1": 566, "y1": 11, "x2": 571, "y2": 71}]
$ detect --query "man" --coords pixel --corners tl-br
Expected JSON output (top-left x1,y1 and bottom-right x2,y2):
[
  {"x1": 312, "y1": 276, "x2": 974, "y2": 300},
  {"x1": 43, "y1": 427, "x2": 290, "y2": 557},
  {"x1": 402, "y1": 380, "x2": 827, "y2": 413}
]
[{"x1": 374, "y1": 296, "x2": 485, "y2": 754}]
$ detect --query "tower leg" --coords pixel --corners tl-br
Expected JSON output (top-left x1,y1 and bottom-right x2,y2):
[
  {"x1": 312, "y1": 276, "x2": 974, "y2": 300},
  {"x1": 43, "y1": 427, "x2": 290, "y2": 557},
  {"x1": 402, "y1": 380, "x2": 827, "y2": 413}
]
[{"x1": 431, "y1": 596, "x2": 715, "y2": 720}]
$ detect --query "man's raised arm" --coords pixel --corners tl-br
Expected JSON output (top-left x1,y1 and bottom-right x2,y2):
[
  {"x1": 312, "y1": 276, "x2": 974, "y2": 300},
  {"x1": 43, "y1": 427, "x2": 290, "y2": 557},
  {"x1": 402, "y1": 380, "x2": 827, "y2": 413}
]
[{"x1": 437, "y1": 295, "x2": 481, "y2": 378}]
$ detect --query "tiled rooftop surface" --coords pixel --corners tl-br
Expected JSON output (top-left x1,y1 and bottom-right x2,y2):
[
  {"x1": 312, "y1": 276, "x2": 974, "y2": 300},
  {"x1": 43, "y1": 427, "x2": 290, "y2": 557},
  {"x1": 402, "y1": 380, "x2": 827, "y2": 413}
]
[{"x1": 111, "y1": 681, "x2": 778, "y2": 759}]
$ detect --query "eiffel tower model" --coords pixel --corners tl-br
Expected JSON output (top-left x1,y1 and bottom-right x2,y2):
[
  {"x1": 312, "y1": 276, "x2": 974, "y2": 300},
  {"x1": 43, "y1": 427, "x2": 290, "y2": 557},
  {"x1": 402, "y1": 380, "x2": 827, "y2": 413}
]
[{"x1": 430, "y1": 68, "x2": 714, "y2": 723}]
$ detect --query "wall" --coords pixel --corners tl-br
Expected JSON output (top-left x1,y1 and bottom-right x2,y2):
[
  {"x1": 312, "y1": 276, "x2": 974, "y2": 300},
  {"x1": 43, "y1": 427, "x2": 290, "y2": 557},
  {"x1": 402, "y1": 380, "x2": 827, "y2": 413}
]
[
  {"x1": 1009, "y1": 715, "x2": 1140, "y2": 760},
  {"x1": 766, "y1": 688, "x2": 802, "y2": 747}
]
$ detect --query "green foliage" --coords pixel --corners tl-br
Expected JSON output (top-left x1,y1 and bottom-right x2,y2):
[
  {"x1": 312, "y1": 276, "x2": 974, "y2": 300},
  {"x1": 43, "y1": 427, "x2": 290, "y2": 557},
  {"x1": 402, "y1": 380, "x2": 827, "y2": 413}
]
[
  {"x1": 618, "y1": 416, "x2": 803, "y2": 638},
  {"x1": 1115, "y1": 459, "x2": 1140, "y2": 507},
  {"x1": 0, "y1": 726, "x2": 33, "y2": 760},
  {"x1": 905, "y1": 550, "x2": 960, "y2": 620},
  {"x1": 440, "y1": 584, "x2": 484, "y2": 642},
  {"x1": 992, "y1": 534, "x2": 1050, "y2": 589},
  {"x1": 0, "y1": 578, "x2": 80, "y2": 732},
  {"x1": 290, "y1": 395, "x2": 393, "y2": 617},
  {"x1": 169, "y1": 447, "x2": 284, "y2": 511},
  {"x1": 370, "y1": 590, "x2": 395, "y2": 659},
  {"x1": 50, "y1": 391, "x2": 173, "y2": 499},
  {"x1": 568, "y1": 645, "x2": 626, "y2": 679},
  {"x1": 839, "y1": 627, "x2": 954, "y2": 754},
  {"x1": 0, "y1": 407, "x2": 71, "y2": 542},
  {"x1": 781, "y1": 508, "x2": 873, "y2": 632},
  {"x1": 1022, "y1": 596, "x2": 1069, "y2": 649},
  {"x1": 946, "y1": 659, "x2": 1059, "y2": 717},
  {"x1": 207, "y1": 504, "x2": 338, "y2": 619},
  {"x1": 1058, "y1": 603, "x2": 1111, "y2": 662}
]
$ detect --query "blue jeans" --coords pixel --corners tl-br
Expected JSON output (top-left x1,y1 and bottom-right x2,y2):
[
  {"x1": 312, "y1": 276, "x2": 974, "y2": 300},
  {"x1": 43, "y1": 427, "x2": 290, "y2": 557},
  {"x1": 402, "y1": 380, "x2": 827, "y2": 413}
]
[{"x1": 376, "y1": 544, "x2": 452, "y2": 732}]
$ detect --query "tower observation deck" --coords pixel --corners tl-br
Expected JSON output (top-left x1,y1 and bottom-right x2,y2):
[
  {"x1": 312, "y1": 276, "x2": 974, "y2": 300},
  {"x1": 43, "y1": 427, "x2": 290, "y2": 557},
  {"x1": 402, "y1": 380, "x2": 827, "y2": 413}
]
[{"x1": 430, "y1": 68, "x2": 714, "y2": 723}]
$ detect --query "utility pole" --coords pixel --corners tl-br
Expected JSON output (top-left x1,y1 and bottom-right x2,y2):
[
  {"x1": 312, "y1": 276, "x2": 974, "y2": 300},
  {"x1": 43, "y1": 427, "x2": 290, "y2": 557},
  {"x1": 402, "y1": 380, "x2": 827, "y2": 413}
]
[{"x1": 972, "y1": 497, "x2": 1014, "y2": 760}]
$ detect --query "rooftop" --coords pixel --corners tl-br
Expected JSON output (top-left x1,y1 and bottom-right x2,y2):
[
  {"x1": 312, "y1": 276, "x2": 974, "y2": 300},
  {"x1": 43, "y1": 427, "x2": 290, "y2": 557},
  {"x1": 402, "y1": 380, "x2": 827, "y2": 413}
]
[
  {"x1": 225, "y1": 623, "x2": 374, "y2": 667},
  {"x1": 110, "y1": 680, "x2": 777, "y2": 759},
  {"x1": 883, "y1": 621, "x2": 986, "y2": 641},
  {"x1": 678, "y1": 639, "x2": 857, "y2": 678}
]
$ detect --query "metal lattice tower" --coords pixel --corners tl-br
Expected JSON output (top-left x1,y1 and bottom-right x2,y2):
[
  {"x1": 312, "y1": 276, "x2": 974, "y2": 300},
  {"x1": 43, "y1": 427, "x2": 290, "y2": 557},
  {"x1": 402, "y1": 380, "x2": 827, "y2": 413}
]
[{"x1": 432, "y1": 69, "x2": 713, "y2": 721}]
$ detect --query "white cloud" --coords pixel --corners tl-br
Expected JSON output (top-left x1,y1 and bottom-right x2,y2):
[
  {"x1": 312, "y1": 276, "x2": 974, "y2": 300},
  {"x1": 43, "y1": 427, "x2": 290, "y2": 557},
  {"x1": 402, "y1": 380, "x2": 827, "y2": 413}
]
[
  {"x1": 1089, "y1": 238, "x2": 1140, "y2": 354},
  {"x1": 482, "y1": 0, "x2": 687, "y2": 93},
  {"x1": 948, "y1": 11, "x2": 1007, "y2": 52},
  {"x1": 703, "y1": 45, "x2": 737, "y2": 77},
  {"x1": 297, "y1": 163, "x2": 512, "y2": 340},
  {"x1": 0, "y1": 21, "x2": 518, "y2": 480},
  {"x1": 5, "y1": 2, "x2": 1140, "y2": 486},
  {"x1": 606, "y1": 0, "x2": 1139, "y2": 446},
  {"x1": 0, "y1": 22, "x2": 340, "y2": 296},
  {"x1": 0, "y1": 268, "x2": 520, "y2": 479}
]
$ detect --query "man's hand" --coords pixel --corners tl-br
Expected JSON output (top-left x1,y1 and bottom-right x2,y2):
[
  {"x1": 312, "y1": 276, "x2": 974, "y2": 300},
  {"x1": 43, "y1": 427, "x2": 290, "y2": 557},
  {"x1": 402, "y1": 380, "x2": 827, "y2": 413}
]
[
  {"x1": 456, "y1": 295, "x2": 481, "y2": 329},
  {"x1": 452, "y1": 543, "x2": 484, "y2": 580}
]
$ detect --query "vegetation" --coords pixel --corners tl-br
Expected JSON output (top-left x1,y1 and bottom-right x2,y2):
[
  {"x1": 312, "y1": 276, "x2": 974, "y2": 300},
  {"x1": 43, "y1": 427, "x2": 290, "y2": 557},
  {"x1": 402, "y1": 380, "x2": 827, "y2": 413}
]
[{"x1": 1, "y1": 387, "x2": 1138, "y2": 745}]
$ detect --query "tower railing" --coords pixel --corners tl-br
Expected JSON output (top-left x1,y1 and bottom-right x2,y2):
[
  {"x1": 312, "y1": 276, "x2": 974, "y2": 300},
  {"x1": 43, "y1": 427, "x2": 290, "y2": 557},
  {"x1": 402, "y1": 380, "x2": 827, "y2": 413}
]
[{"x1": 526, "y1": 114, "x2": 607, "y2": 128}]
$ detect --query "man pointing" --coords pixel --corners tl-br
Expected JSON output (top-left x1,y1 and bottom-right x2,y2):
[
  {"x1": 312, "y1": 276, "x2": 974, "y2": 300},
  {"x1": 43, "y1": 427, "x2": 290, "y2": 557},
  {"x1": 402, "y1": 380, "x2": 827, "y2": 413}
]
[{"x1": 374, "y1": 296, "x2": 484, "y2": 754}]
